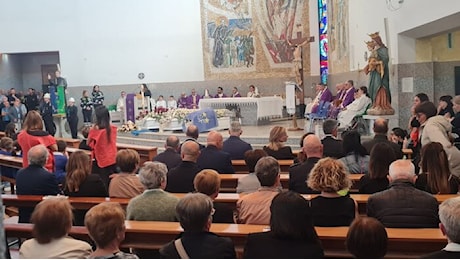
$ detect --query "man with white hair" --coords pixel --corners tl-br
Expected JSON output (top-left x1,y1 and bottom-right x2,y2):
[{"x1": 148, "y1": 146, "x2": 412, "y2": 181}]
[
  {"x1": 222, "y1": 121, "x2": 252, "y2": 160},
  {"x1": 424, "y1": 197, "x2": 460, "y2": 258},
  {"x1": 16, "y1": 145, "x2": 60, "y2": 223},
  {"x1": 126, "y1": 161, "x2": 179, "y2": 221},
  {"x1": 367, "y1": 159, "x2": 439, "y2": 228}
]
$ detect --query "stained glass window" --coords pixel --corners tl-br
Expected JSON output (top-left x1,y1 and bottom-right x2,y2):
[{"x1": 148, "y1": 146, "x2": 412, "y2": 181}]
[{"x1": 318, "y1": 0, "x2": 328, "y2": 84}]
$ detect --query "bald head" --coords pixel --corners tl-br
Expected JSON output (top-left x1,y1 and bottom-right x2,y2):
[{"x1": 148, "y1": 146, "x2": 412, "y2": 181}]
[
  {"x1": 388, "y1": 159, "x2": 416, "y2": 183},
  {"x1": 181, "y1": 141, "x2": 200, "y2": 162},
  {"x1": 373, "y1": 118, "x2": 388, "y2": 134},
  {"x1": 166, "y1": 135, "x2": 180, "y2": 151},
  {"x1": 207, "y1": 131, "x2": 223, "y2": 149},
  {"x1": 28, "y1": 144, "x2": 49, "y2": 167},
  {"x1": 302, "y1": 134, "x2": 323, "y2": 158},
  {"x1": 186, "y1": 125, "x2": 199, "y2": 139}
]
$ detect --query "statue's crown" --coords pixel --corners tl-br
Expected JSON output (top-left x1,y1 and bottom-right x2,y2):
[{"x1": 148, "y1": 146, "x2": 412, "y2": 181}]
[
  {"x1": 364, "y1": 40, "x2": 374, "y2": 45},
  {"x1": 368, "y1": 32, "x2": 380, "y2": 39}
]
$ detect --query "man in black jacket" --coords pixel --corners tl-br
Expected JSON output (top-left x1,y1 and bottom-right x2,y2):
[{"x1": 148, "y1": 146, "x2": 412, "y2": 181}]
[
  {"x1": 165, "y1": 141, "x2": 201, "y2": 193},
  {"x1": 367, "y1": 159, "x2": 439, "y2": 228},
  {"x1": 197, "y1": 131, "x2": 234, "y2": 173},
  {"x1": 153, "y1": 135, "x2": 181, "y2": 170},
  {"x1": 423, "y1": 197, "x2": 460, "y2": 258},
  {"x1": 289, "y1": 134, "x2": 322, "y2": 194},
  {"x1": 362, "y1": 118, "x2": 403, "y2": 159},
  {"x1": 24, "y1": 88, "x2": 39, "y2": 111},
  {"x1": 321, "y1": 119, "x2": 344, "y2": 158},
  {"x1": 222, "y1": 121, "x2": 252, "y2": 160},
  {"x1": 16, "y1": 144, "x2": 60, "y2": 223}
]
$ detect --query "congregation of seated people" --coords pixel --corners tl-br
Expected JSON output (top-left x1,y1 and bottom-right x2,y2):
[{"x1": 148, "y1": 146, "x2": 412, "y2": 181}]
[{"x1": 6, "y1": 92, "x2": 460, "y2": 258}]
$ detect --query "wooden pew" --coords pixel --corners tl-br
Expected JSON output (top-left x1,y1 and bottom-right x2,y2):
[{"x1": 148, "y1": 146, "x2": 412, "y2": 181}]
[
  {"x1": 402, "y1": 148, "x2": 413, "y2": 159},
  {"x1": 0, "y1": 154, "x2": 22, "y2": 169},
  {"x1": 66, "y1": 147, "x2": 91, "y2": 156},
  {"x1": 232, "y1": 159, "x2": 293, "y2": 173},
  {"x1": 115, "y1": 143, "x2": 157, "y2": 164},
  {"x1": 55, "y1": 137, "x2": 81, "y2": 148},
  {"x1": 4, "y1": 220, "x2": 447, "y2": 258},
  {"x1": 4, "y1": 193, "x2": 458, "y2": 216},
  {"x1": 67, "y1": 144, "x2": 158, "y2": 165},
  {"x1": 219, "y1": 173, "x2": 363, "y2": 193}
]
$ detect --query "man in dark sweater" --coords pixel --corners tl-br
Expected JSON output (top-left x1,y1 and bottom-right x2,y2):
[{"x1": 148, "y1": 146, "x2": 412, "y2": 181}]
[
  {"x1": 222, "y1": 121, "x2": 252, "y2": 160},
  {"x1": 165, "y1": 141, "x2": 201, "y2": 193},
  {"x1": 16, "y1": 144, "x2": 60, "y2": 223},
  {"x1": 362, "y1": 118, "x2": 403, "y2": 159},
  {"x1": 423, "y1": 196, "x2": 460, "y2": 259},
  {"x1": 289, "y1": 134, "x2": 322, "y2": 194},
  {"x1": 367, "y1": 159, "x2": 439, "y2": 228},
  {"x1": 153, "y1": 135, "x2": 181, "y2": 170},
  {"x1": 321, "y1": 119, "x2": 344, "y2": 158}
]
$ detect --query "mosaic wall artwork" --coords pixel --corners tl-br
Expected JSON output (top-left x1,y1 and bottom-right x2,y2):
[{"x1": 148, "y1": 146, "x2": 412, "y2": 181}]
[
  {"x1": 201, "y1": 0, "x2": 310, "y2": 80},
  {"x1": 328, "y1": 0, "x2": 349, "y2": 73}
]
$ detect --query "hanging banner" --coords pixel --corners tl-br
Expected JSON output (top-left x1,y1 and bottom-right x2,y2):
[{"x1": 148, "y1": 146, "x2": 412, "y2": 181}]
[
  {"x1": 126, "y1": 93, "x2": 136, "y2": 123},
  {"x1": 56, "y1": 85, "x2": 66, "y2": 114},
  {"x1": 285, "y1": 83, "x2": 296, "y2": 115}
]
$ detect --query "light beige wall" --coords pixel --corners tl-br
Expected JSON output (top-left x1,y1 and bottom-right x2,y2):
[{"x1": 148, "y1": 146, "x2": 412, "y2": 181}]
[{"x1": 416, "y1": 30, "x2": 460, "y2": 62}]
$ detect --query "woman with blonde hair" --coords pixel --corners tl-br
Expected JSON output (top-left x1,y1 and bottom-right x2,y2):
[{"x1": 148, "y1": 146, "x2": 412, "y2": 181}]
[
  {"x1": 64, "y1": 150, "x2": 108, "y2": 226},
  {"x1": 17, "y1": 110, "x2": 57, "y2": 172},
  {"x1": 307, "y1": 157, "x2": 357, "y2": 226},
  {"x1": 263, "y1": 126, "x2": 294, "y2": 160},
  {"x1": 19, "y1": 198, "x2": 92, "y2": 258},
  {"x1": 416, "y1": 142, "x2": 460, "y2": 194}
]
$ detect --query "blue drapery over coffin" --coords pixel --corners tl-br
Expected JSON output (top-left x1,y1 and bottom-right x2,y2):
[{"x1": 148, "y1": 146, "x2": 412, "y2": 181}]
[{"x1": 186, "y1": 107, "x2": 218, "y2": 132}]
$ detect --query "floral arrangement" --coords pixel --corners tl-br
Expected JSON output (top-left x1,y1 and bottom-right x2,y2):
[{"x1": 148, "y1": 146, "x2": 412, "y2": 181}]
[
  {"x1": 144, "y1": 108, "x2": 231, "y2": 123},
  {"x1": 118, "y1": 120, "x2": 137, "y2": 132}
]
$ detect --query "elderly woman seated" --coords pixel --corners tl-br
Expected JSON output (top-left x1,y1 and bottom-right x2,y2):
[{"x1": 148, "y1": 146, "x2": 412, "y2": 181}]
[
  {"x1": 307, "y1": 157, "x2": 357, "y2": 227},
  {"x1": 194, "y1": 169, "x2": 234, "y2": 223},
  {"x1": 109, "y1": 149, "x2": 144, "y2": 198},
  {"x1": 19, "y1": 198, "x2": 92, "y2": 258},
  {"x1": 85, "y1": 202, "x2": 138, "y2": 259},
  {"x1": 160, "y1": 193, "x2": 236, "y2": 258}
]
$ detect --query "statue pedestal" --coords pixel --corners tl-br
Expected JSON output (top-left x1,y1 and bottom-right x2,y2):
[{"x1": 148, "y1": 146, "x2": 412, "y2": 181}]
[{"x1": 363, "y1": 114, "x2": 398, "y2": 136}]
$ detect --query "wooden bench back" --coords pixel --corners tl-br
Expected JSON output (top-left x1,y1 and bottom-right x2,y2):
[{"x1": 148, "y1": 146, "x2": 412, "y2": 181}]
[
  {"x1": 3, "y1": 193, "x2": 457, "y2": 216},
  {"x1": 4, "y1": 220, "x2": 446, "y2": 258}
]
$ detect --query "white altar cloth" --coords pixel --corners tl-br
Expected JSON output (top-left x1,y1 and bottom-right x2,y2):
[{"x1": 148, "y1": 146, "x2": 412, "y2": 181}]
[{"x1": 199, "y1": 97, "x2": 283, "y2": 119}]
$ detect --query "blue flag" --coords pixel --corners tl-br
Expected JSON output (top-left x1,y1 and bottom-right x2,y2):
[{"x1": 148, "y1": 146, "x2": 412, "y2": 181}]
[{"x1": 186, "y1": 108, "x2": 218, "y2": 132}]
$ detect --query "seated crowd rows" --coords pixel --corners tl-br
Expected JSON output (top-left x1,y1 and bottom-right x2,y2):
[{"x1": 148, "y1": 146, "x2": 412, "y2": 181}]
[
  {"x1": 4, "y1": 92, "x2": 460, "y2": 258},
  {"x1": 11, "y1": 147, "x2": 460, "y2": 258}
]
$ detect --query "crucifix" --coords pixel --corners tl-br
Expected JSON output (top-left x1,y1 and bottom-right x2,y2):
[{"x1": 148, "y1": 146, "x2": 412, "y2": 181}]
[{"x1": 287, "y1": 31, "x2": 315, "y2": 131}]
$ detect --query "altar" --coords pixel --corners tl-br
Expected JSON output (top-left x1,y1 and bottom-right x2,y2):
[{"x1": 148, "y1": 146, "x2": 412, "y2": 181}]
[{"x1": 198, "y1": 97, "x2": 283, "y2": 126}]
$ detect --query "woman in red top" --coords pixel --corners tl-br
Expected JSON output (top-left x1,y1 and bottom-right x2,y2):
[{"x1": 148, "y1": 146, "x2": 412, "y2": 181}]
[
  {"x1": 17, "y1": 111, "x2": 57, "y2": 172},
  {"x1": 88, "y1": 106, "x2": 117, "y2": 188}
]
